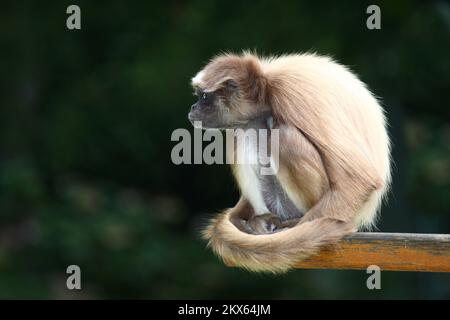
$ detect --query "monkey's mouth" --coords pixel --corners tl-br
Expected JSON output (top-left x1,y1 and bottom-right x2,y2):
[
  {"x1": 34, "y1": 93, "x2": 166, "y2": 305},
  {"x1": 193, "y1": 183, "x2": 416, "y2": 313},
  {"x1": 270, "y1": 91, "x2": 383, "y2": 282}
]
[
  {"x1": 188, "y1": 112, "x2": 218, "y2": 129},
  {"x1": 187, "y1": 111, "x2": 196, "y2": 122},
  {"x1": 188, "y1": 112, "x2": 202, "y2": 128}
]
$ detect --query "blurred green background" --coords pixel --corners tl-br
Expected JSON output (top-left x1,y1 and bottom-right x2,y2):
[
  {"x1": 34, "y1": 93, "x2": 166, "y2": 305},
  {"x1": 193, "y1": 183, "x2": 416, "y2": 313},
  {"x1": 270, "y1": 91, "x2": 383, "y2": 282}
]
[{"x1": 0, "y1": 0, "x2": 449, "y2": 299}]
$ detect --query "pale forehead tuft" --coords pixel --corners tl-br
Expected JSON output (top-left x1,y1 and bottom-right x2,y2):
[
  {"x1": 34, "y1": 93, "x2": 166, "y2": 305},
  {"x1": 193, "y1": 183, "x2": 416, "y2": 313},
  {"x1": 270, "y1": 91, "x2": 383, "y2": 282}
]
[{"x1": 191, "y1": 70, "x2": 205, "y2": 87}]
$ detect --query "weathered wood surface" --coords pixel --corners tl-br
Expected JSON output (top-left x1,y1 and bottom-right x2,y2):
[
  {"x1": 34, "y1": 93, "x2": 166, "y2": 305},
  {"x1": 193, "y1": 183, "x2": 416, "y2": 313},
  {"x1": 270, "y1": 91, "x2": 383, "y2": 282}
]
[{"x1": 294, "y1": 232, "x2": 450, "y2": 272}]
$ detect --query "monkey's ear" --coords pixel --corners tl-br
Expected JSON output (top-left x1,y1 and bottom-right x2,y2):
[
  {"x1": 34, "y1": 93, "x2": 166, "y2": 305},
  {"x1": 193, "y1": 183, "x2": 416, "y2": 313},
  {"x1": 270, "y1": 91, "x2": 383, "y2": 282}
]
[
  {"x1": 224, "y1": 79, "x2": 238, "y2": 92},
  {"x1": 242, "y1": 57, "x2": 268, "y2": 104}
]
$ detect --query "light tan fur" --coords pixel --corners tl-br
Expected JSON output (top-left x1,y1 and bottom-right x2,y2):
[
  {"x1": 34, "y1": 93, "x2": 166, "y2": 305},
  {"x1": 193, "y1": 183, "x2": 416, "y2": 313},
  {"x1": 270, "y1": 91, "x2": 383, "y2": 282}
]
[{"x1": 192, "y1": 52, "x2": 391, "y2": 273}]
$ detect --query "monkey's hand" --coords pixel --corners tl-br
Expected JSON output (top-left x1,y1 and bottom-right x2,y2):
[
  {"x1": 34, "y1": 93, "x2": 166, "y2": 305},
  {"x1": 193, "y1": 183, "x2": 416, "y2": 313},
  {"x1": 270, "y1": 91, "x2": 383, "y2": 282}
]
[
  {"x1": 274, "y1": 217, "x2": 301, "y2": 232},
  {"x1": 244, "y1": 214, "x2": 300, "y2": 235},
  {"x1": 245, "y1": 213, "x2": 281, "y2": 234}
]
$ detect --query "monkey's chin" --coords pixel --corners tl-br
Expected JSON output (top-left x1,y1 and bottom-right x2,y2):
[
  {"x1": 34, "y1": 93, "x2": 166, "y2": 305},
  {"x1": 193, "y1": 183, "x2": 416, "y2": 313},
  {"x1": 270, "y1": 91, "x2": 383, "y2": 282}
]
[
  {"x1": 188, "y1": 113, "x2": 223, "y2": 130},
  {"x1": 192, "y1": 121, "x2": 204, "y2": 129},
  {"x1": 188, "y1": 113, "x2": 204, "y2": 129}
]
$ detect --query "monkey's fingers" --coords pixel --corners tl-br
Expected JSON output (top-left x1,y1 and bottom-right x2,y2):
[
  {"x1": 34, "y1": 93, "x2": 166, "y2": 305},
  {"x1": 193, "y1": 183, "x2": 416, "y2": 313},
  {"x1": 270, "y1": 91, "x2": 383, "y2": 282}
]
[
  {"x1": 246, "y1": 213, "x2": 281, "y2": 235},
  {"x1": 277, "y1": 218, "x2": 301, "y2": 229}
]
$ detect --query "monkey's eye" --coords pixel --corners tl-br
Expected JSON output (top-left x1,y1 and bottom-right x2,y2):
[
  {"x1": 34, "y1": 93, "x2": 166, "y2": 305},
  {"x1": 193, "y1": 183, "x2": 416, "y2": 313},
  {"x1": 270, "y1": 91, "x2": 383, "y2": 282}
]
[{"x1": 201, "y1": 92, "x2": 208, "y2": 101}]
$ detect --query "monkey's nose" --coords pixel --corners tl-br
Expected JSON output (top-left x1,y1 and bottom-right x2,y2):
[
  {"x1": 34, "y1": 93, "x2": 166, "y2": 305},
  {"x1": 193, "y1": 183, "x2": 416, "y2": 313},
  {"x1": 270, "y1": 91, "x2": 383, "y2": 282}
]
[{"x1": 190, "y1": 104, "x2": 197, "y2": 112}]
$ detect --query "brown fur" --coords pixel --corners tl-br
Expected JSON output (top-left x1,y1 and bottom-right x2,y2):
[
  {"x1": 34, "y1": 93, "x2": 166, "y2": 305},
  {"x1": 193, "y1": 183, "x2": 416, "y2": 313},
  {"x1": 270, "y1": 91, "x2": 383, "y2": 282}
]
[{"x1": 192, "y1": 52, "x2": 391, "y2": 273}]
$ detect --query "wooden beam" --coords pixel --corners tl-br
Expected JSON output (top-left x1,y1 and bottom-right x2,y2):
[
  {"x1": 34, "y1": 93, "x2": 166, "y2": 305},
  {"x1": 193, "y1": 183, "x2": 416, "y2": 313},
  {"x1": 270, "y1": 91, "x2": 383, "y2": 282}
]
[{"x1": 295, "y1": 232, "x2": 450, "y2": 272}]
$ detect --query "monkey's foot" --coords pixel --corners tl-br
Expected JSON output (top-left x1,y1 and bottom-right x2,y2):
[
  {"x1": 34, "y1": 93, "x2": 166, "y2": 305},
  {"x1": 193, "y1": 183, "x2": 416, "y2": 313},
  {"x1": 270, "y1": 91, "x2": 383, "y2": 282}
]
[{"x1": 245, "y1": 213, "x2": 281, "y2": 235}]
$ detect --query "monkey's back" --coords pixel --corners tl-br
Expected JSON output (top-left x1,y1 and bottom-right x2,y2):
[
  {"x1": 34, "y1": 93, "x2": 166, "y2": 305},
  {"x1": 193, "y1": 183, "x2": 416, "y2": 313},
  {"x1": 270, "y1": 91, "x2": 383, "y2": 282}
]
[{"x1": 262, "y1": 53, "x2": 391, "y2": 227}]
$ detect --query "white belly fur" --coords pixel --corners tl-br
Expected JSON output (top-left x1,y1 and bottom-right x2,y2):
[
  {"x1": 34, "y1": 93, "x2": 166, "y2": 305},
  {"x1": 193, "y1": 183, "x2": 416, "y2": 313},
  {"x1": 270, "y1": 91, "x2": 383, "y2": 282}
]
[{"x1": 232, "y1": 137, "x2": 269, "y2": 215}]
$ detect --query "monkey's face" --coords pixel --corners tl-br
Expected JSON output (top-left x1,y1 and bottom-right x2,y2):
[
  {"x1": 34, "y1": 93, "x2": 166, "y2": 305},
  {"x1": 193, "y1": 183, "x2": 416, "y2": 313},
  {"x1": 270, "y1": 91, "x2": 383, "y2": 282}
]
[
  {"x1": 189, "y1": 88, "x2": 225, "y2": 129},
  {"x1": 188, "y1": 82, "x2": 246, "y2": 129},
  {"x1": 189, "y1": 55, "x2": 271, "y2": 129}
]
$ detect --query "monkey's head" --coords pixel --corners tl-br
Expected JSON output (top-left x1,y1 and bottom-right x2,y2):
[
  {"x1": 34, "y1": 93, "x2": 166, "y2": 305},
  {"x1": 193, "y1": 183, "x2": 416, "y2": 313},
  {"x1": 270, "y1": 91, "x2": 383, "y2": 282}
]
[{"x1": 189, "y1": 53, "x2": 270, "y2": 129}]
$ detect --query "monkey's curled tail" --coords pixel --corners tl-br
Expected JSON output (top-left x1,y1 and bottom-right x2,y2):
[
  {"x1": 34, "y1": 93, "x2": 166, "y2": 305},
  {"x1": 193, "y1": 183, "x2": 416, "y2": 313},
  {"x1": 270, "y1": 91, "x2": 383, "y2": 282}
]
[{"x1": 202, "y1": 212, "x2": 356, "y2": 273}]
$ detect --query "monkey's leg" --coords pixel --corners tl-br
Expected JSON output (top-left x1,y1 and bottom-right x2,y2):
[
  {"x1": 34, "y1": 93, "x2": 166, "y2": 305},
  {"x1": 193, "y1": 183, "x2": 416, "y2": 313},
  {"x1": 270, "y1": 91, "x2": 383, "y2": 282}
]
[
  {"x1": 278, "y1": 124, "x2": 382, "y2": 227},
  {"x1": 276, "y1": 124, "x2": 329, "y2": 215},
  {"x1": 297, "y1": 146, "x2": 382, "y2": 226}
]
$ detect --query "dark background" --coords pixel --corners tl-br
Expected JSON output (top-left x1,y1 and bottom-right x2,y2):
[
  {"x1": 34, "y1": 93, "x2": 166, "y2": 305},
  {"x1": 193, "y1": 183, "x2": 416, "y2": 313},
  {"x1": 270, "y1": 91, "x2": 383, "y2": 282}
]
[{"x1": 0, "y1": 1, "x2": 449, "y2": 299}]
